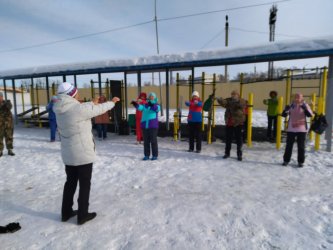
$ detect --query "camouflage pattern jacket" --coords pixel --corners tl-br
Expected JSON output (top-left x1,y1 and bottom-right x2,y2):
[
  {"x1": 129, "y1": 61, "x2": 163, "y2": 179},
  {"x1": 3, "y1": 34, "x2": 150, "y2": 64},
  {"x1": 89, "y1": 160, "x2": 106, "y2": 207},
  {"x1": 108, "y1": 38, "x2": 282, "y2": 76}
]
[
  {"x1": 216, "y1": 97, "x2": 246, "y2": 127},
  {"x1": 0, "y1": 100, "x2": 13, "y2": 125}
]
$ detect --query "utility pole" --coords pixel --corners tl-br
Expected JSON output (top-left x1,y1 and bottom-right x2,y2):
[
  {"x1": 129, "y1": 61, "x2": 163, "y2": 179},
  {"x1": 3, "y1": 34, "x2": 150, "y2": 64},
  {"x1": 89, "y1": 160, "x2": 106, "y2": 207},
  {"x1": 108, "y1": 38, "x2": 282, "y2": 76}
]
[
  {"x1": 268, "y1": 5, "x2": 277, "y2": 79},
  {"x1": 154, "y1": 0, "x2": 163, "y2": 115},
  {"x1": 225, "y1": 15, "x2": 229, "y2": 82}
]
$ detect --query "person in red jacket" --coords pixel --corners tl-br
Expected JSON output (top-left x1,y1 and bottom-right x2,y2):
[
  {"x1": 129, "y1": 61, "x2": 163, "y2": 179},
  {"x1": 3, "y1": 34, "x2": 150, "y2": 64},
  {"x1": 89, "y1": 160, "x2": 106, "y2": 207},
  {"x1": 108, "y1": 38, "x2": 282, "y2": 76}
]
[
  {"x1": 135, "y1": 92, "x2": 147, "y2": 144},
  {"x1": 185, "y1": 91, "x2": 203, "y2": 153}
]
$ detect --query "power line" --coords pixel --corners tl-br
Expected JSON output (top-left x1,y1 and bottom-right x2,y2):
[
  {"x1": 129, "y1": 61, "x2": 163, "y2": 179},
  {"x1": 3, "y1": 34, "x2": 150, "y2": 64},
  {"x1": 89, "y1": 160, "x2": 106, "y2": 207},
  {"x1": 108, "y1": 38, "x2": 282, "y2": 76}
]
[
  {"x1": 0, "y1": 0, "x2": 292, "y2": 54},
  {"x1": 0, "y1": 20, "x2": 154, "y2": 54},
  {"x1": 158, "y1": 0, "x2": 292, "y2": 22},
  {"x1": 201, "y1": 26, "x2": 306, "y2": 49}
]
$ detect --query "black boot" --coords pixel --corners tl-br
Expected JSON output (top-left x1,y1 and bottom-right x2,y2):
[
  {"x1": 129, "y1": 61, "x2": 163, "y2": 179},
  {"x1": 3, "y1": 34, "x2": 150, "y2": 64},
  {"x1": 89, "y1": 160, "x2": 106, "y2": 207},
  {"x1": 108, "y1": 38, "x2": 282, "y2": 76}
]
[
  {"x1": 61, "y1": 210, "x2": 78, "y2": 222},
  {"x1": 0, "y1": 151, "x2": 2, "y2": 157},
  {"x1": 77, "y1": 212, "x2": 97, "y2": 225},
  {"x1": 8, "y1": 150, "x2": 15, "y2": 156}
]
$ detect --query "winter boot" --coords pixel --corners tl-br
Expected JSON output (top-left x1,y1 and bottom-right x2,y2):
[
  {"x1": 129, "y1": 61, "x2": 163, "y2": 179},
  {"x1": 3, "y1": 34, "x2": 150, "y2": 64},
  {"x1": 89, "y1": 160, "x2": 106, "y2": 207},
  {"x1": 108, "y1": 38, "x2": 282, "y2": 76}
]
[
  {"x1": 8, "y1": 150, "x2": 15, "y2": 156},
  {"x1": 77, "y1": 212, "x2": 97, "y2": 225},
  {"x1": 0, "y1": 151, "x2": 2, "y2": 157},
  {"x1": 61, "y1": 210, "x2": 78, "y2": 222}
]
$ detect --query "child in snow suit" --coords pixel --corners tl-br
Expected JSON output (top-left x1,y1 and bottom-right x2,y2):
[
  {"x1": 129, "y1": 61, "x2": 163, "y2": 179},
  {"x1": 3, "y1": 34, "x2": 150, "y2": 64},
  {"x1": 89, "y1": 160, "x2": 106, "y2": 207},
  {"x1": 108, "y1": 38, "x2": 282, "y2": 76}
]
[
  {"x1": 46, "y1": 96, "x2": 59, "y2": 142},
  {"x1": 282, "y1": 93, "x2": 313, "y2": 167},
  {"x1": 185, "y1": 91, "x2": 203, "y2": 153},
  {"x1": 135, "y1": 92, "x2": 147, "y2": 144},
  {"x1": 54, "y1": 82, "x2": 120, "y2": 225},
  {"x1": 131, "y1": 92, "x2": 160, "y2": 160},
  {"x1": 216, "y1": 90, "x2": 247, "y2": 161},
  {"x1": 263, "y1": 90, "x2": 278, "y2": 142}
]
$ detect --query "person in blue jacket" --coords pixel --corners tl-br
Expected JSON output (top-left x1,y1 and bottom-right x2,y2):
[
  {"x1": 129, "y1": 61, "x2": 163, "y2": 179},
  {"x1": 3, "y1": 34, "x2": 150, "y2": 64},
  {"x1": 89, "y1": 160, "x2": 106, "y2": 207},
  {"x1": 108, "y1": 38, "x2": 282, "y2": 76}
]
[
  {"x1": 185, "y1": 91, "x2": 203, "y2": 153},
  {"x1": 131, "y1": 92, "x2": 160, "y2": 160},
  {"x1": 46, "y1": 96, "x2": 59, "y2": 142}
]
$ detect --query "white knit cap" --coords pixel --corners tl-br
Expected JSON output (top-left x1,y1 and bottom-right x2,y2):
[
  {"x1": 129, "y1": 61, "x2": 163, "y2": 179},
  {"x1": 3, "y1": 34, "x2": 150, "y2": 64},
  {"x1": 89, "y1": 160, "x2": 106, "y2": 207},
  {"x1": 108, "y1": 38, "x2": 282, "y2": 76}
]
[
  {"x1": 192, "y1": 91, "x2": 199, "y2": 97},
  {"x1": 57, "y1": 82, "x2": 78, "y2": 97}
]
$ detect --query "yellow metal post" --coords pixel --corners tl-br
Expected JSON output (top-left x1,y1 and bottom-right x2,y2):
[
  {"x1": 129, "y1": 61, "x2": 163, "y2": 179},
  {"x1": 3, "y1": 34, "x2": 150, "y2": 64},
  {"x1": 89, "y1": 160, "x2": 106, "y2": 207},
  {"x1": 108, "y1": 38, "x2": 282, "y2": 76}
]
[
  {"x1": 212, "y1": 74, "x2": 216, "y2": 128},
  {"x1": 315, "y1": 97, "x2": 323, "y2": 151},
  {"x1": 201, "y1": 72, "x2": 205, "y2": 131},
  {"x1": 188, "y1": 75, "x2": 192, "y2": 100},
  {"x1": 247, "y1": 93, "x2": 253, "y2": 147},
  {"x1": 309, "y1": 93, "x2": 316, "y2": 141},
  {"x1": 321, "y1": 67, "x2": 328, "y2": 114},
  {"x1": 21, "y1": 85, "x2": 25, "y2": 113},
  {"x1": 276, "y1": 96, "x2": 284, "y2": 150},
  {"x1": 52, "y1": 83, "x2": 56, "y2": 95},
  {"x1": 173, "y1": 112, "x2": 178, "y2": 141},
  {"x1": 36, "y1": 84, "x2": 42, "y2": 128},
  {"x1": 176, "y1": 73, "x2": 180, "y2": 111},
  {"x1": 30, "y1": 83, "x2": 35, "y2": 116}
]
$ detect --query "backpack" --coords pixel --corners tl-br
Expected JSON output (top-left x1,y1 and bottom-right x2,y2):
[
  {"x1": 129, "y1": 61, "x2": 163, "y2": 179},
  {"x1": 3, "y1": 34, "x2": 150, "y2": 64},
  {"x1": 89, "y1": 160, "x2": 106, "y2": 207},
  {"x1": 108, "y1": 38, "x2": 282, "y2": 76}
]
[{"x1": 310, "y1": 113, "x2": 328, "y2": 135}]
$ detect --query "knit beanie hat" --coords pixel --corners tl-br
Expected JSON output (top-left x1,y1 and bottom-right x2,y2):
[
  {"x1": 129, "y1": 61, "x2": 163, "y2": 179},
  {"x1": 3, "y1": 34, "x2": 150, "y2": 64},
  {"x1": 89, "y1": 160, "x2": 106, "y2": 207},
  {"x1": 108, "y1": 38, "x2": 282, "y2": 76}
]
[
  {"x1": 192, "y1": 91, "x2": 199, "y2": 98},
  {"x1": 57, "y1": 82, "x2": 78, "y2": 97}
]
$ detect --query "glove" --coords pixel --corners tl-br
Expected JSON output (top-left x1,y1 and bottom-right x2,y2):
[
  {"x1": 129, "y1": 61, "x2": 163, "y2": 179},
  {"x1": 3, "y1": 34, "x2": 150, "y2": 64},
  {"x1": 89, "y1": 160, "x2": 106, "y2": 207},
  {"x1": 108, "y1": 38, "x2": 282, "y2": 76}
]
[
  {"x1": 0, "y1": 223, "x2": 21, "y2": 234},
  {"x1": 148, "y1": 101, "x2": 154, "y2": 107},
  {"x1": 130, "y1": 101, "x2": 138, "y2": 106},
  {"x1": 284, "y1": 105, "x2": 291, "y2": 112}
]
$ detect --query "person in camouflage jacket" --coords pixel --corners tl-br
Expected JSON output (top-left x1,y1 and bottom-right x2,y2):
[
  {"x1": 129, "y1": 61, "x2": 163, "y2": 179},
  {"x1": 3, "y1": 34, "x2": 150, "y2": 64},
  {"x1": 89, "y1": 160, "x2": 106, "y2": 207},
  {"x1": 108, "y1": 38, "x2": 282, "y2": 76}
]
[
  {"x1": 0, "y1": 92, "x2": 15, "y2": 157},
  {"x1": 216, "y1": 90, "x2": 246, "y2": 161}
]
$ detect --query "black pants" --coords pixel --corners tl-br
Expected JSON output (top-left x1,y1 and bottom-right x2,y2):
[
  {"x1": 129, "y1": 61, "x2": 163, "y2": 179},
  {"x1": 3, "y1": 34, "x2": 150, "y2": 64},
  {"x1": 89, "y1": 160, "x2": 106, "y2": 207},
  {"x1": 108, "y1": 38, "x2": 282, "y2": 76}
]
[
  {"x1": 267, "y1": 115, "x2": 277, "y2": 139},
  {"x1": 188, "y1": 122, "x2": 202, "y2": 151},
  {"x1": 283, "y1": 132, "x2": 306, "y2": 164},
  {"x1": 143, "y1": 128, "x2": 158, "y2": 157},
  {"x1": 225, "y1": 125, "x2": 243, "y2": 157},
  {"x1": 62, "y1": 163, "x2": 93, "y2": 220}
]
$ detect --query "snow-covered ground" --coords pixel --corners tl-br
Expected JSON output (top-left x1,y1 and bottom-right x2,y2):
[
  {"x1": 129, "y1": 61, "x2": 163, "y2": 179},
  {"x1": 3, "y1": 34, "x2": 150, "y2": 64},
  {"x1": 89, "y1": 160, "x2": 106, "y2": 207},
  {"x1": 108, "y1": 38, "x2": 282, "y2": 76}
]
[{"x1": 1, "y1": 111, "x2": 333, "y2": 249}]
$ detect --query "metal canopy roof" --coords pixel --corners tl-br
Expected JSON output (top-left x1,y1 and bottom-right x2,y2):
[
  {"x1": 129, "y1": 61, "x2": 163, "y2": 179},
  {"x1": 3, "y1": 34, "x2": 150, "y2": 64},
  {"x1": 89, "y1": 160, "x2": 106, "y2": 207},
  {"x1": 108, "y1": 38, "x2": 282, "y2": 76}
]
[{"x1": 1, "y1": 36, "x2": 333, "y2": 80}]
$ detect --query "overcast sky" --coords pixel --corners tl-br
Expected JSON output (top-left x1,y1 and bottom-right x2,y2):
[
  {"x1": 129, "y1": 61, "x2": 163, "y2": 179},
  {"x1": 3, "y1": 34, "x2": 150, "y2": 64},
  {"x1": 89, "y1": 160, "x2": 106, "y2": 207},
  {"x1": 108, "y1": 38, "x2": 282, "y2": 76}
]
[{"x1": 0, "y1": 0, "x2": 332, "y2": 81}]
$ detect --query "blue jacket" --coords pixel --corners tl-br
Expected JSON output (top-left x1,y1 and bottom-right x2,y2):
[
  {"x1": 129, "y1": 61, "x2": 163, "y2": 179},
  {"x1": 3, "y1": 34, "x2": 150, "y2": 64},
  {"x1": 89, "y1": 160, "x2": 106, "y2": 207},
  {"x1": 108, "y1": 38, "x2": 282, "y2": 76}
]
[{"x1": 46, "y1": 101, "x2": 56, "y2": 121}]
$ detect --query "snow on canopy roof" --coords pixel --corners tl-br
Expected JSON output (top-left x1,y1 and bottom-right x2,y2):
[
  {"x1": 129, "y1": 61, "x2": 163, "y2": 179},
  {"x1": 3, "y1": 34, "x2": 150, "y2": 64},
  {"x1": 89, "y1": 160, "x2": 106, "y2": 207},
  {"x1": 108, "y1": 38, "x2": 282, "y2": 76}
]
[{"x1": 1, "y1": 36, "x2": 333, "y2": 79}]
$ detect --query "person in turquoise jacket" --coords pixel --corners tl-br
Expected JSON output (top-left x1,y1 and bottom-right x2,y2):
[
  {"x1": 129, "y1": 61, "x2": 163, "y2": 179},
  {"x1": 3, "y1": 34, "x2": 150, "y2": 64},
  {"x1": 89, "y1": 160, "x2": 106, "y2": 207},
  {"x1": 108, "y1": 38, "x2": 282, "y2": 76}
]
[
  {"x1": 263, "y1": 90, "x2": 278, "y2": 142},
  {"x1": 131, "y1": 92, "x2": 160, "y2": 160}
]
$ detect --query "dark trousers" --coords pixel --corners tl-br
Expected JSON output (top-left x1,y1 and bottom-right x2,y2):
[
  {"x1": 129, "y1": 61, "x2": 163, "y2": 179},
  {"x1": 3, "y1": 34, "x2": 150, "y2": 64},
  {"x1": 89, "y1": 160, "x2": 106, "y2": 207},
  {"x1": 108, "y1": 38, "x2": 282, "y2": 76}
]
[
  {"x1": 188, "y1": 122, "x2": 202, "y2": 151},
  {"x1": 49, "y1": 119, "x2": 57, "y2": 141},
  {"x1": 62, "y1": 163, "x2": 93, "y2": 220},
  {"x1": 225, "y1": 125, "x2": 243, "y2": 157},
  {"x1": 96, "y1": 124, "x2": 108, "y2": 139},
  {"x1": 143, "y1": 128, "x2": 158, "y2": 157},
  {"x1": 283, "y1": 132, "x2": 306, "y2": 164},
  {"x1": 267, "y1": 115, "x2": 277, "y2": 139}
]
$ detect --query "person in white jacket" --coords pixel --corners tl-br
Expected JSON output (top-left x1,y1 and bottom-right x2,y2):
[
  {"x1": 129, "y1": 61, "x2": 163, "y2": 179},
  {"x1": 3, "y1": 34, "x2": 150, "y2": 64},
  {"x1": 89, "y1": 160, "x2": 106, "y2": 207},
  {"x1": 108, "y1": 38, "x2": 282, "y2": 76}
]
[{"x1": 54, "y1": 82, "x2": 120, "y2": 225}]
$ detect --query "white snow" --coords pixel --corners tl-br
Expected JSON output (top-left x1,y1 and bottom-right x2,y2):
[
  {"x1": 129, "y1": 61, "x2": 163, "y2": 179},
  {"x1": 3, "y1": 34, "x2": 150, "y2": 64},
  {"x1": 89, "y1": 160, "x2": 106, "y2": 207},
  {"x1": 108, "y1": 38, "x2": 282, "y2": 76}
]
[{"x1": 1, "y1": 110, "x2": 333, "y2": 250}]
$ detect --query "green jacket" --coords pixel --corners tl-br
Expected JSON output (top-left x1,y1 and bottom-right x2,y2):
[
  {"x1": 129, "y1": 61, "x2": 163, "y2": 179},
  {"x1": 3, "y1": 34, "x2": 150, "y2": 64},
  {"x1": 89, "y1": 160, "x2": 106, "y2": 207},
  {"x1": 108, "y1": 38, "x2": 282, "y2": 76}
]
[{"x1": 263, "y1": 98, "x2": 278, "y2": 116}]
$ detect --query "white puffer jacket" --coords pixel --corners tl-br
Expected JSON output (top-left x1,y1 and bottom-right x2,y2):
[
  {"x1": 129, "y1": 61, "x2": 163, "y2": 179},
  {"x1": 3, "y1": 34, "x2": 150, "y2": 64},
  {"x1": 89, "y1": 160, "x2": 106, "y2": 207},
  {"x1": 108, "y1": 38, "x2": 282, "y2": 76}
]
[{"x1": 54, "y1": 94, "x2": 115, "y2": 166}]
